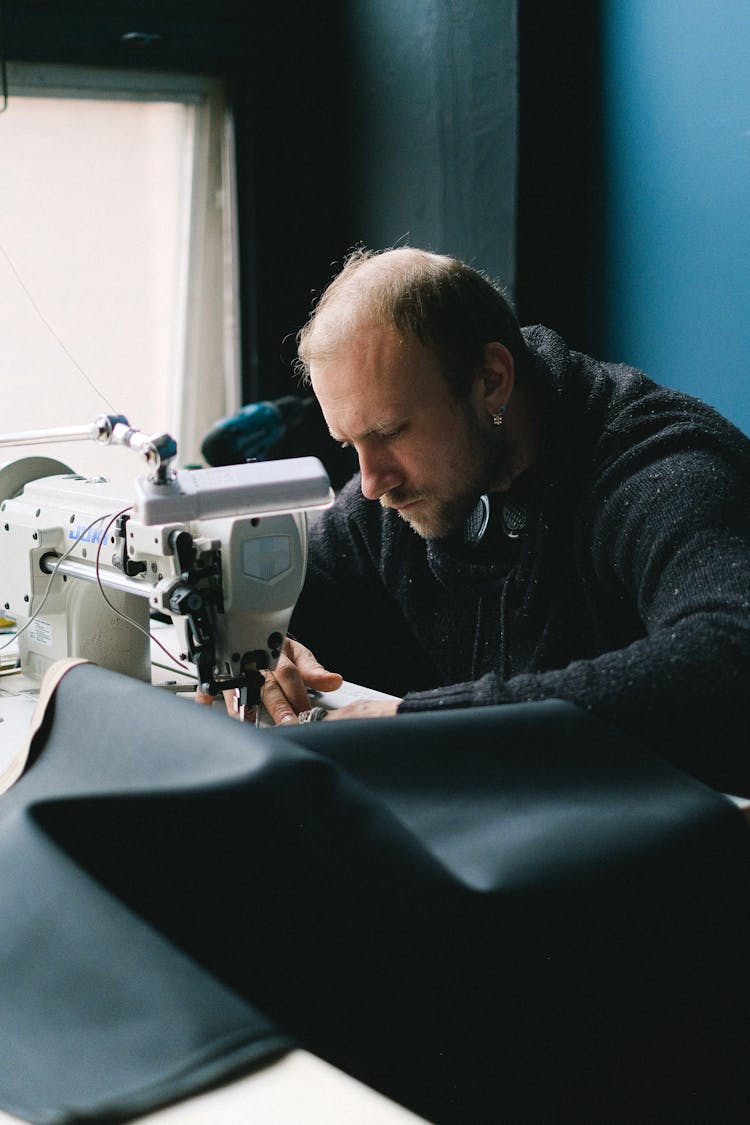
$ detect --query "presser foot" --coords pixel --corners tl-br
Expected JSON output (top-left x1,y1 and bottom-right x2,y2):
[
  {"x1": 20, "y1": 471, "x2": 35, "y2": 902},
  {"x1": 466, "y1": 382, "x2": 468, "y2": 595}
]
[{"x1": 232, "y1": 681, "x2": 264, "y2": 725}]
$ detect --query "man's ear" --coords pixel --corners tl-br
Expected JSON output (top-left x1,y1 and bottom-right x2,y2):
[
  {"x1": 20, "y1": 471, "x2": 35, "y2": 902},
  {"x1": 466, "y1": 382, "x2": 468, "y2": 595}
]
[{"x1": 473, "y1": 342, "x2": 515, "y2": 414}]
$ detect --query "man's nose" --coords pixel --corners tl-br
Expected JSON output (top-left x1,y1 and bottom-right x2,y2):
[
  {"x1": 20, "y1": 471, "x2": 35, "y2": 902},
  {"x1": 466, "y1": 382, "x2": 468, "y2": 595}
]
[{"x1": 358, "y1": 448, "x2": 403, "y2": 500}]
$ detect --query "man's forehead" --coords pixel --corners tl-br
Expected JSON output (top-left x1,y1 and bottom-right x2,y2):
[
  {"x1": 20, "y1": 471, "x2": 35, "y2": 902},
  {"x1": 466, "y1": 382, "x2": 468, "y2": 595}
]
[
  {"x1": 312, "y1": 369, "x2": 407, "y2": 438},
  {"x1": 312, "y1": 325, "x2": 439, "y2": 385},
  {"x1": 331, "y1": 319, "x2": 425, "y2": 357},
  {"x1": 312, "y1": 366, "x2": 411, "y2": 442}
]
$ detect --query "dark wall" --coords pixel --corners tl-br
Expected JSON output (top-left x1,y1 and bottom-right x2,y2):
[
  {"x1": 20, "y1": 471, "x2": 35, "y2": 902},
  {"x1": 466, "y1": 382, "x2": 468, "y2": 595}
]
[
  {"x1": 343, "y1": 0, "x2": 517, "y2": 284},
  {"x1": 245, "y1": 0, "x2": 520, "y2": 401},
  {"x1": 232, "y1": 0, "x2": 360, "y2": 401},
  {"x1": 515, "y1": 2, "x2": 604, "y2": 353},
  {"x1": 0, "y1": 1, "x2": 259, "y2": 71}
]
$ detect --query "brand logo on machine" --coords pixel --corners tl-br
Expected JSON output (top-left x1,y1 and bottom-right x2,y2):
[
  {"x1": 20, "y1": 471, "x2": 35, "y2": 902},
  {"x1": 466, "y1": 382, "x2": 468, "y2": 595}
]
[
  {"x1": 69, "y1": 526, "x2": 106, "y2": 545},
  {"x1": 242, "y1": 536, "x2": 291, "y2": 582}
]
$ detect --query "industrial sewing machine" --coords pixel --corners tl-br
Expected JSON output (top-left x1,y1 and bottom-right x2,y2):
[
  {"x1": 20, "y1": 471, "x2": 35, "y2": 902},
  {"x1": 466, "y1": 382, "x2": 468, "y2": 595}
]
[{"x1": 0, "y1": 414, "x2": 332, "y2": 708}]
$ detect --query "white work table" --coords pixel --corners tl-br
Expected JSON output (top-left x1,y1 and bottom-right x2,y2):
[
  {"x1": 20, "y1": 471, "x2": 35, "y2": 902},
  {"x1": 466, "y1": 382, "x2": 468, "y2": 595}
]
[{"x1": 0, "y1": 1053, "x2": 425, "y2": 1125}]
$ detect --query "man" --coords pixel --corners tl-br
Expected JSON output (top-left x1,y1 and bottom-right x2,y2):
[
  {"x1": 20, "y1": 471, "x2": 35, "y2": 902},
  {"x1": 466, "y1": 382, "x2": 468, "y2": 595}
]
[{"x1": 241, "y1": 247, "x2": 750, "y2": 794}]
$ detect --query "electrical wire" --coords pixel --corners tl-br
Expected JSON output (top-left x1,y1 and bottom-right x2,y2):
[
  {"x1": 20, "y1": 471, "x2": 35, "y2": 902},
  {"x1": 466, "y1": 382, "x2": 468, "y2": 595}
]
[
  {"x1": 94, "y1": 506, "x2": 192, "y2": 672},
  {"x1": 0, "y1": 512, "x2": 111, "y2": 655},
  {"x1": 0, "y1": 241, "x2": 118, "y2": 412}
]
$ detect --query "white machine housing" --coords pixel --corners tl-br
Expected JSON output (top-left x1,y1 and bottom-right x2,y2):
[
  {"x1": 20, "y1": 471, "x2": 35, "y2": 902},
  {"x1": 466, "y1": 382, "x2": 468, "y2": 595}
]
[{"x1": 0, "y1": 455, "x2": 332, "y2": 700}]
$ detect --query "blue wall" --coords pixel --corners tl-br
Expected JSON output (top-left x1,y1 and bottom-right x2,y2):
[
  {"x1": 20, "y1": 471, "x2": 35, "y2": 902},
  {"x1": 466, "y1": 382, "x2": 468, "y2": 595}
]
[{"x1": 602, "y1": 2, "x2": 750, "y2": 434}]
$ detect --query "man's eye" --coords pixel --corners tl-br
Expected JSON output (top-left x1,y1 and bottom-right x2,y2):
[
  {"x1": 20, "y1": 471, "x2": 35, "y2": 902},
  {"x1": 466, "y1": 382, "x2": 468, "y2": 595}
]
[{"x1": 381, "y1": 425, "x2": 405, "y2": 441}]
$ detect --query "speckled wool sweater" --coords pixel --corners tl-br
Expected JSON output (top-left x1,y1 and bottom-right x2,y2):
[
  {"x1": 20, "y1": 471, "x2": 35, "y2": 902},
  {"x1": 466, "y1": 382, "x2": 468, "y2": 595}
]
[{"x1": 291, "y1": 327, "x2": 750, "y2": 794}]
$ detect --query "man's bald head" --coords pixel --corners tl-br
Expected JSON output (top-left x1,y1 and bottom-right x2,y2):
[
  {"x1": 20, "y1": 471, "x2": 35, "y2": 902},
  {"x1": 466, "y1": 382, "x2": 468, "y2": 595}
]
[{"x1": 296, "y1": 246, "x2": 528, "y2": 399}]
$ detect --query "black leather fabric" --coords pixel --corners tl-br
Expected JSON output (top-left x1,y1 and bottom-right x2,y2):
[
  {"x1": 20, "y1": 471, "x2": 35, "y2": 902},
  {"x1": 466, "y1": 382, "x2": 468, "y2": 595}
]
[{"x1": 1, "y1": 664, "x2": 749, "y2": 1123}]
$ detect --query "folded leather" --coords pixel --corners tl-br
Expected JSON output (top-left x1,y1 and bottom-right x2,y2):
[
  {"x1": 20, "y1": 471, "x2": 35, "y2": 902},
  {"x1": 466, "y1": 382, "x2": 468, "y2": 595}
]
[{"x1": 1, "y1": 664, "x2": 749, "y2": 1123}]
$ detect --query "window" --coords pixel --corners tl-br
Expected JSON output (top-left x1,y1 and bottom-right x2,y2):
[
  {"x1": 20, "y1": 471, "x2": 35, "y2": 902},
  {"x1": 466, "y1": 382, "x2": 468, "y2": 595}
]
[{"x1": 0, "y1": 62, "x2": 240, "y2": 482}]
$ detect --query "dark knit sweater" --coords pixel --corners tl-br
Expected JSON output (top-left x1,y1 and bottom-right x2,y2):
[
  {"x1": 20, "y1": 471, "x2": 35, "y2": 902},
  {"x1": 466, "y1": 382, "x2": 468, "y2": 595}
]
[{"x1": 291, "y1": 327, "x2": 750, "y2": 794}]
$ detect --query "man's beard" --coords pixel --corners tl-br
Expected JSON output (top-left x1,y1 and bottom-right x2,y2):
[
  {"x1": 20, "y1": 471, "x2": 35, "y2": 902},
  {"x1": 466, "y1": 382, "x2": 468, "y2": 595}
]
[
  {"x1": 382, "y1": 488, "x2": 484, "y2": 539},
  {"x1": 381, "y1": 407, "x2": 505, "y2": 540}
]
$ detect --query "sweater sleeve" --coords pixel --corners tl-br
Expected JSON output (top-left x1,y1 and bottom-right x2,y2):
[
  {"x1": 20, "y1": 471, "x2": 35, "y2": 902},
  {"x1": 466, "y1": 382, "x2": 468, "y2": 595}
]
[{"x1": 399, "y1": 429, "x2": 750, "y2": 796}]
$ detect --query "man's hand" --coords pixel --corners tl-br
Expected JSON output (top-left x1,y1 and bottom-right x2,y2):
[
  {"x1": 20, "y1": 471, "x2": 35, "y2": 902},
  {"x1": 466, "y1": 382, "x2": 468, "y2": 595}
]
[
  {"x1": 195, "y1": 637, "x2": 402, "y2": 724},
  {"x1": 323, "y1": 698, "x2": 400, "y2": 721},
  {"x1": 258, "y1": 637, "x2": 343, "y2": 725},
  {"x1": 195, "y1": 637, "x2": 343, "y2": 724}
]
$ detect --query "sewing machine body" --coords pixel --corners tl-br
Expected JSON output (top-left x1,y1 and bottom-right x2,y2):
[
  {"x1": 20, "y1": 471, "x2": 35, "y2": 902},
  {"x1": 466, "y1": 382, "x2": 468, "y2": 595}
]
[{"x1": 0, "y1": 455, "x2": 330, "y2": 699}]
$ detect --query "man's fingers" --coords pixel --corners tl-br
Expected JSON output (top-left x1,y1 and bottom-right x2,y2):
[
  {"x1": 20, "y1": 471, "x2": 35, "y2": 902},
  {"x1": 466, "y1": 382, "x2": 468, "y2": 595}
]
[
  {"x1": 284, "y1": 637, "x2": 343, "y2": 692},
  {"x1": 194, "y1": 638, "x2": 342, "y2": 727},
  {"x1": 260, "y1": 671, "x2": 297, "y2": 726},
  {"x1": 269, "y1": 653, "x2": 315, "y2": 713},
  {"x1": 324, "y1": 698, "x2": 400, "y2": 722}
]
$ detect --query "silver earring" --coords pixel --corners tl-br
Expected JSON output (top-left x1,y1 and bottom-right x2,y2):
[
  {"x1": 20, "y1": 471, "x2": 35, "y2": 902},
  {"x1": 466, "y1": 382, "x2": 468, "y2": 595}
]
[{"x1": 491, "y1": 406, "x2": 505, "y2": 427}]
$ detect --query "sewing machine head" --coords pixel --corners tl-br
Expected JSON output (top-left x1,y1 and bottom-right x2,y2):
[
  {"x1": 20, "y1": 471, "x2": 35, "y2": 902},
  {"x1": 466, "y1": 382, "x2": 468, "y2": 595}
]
[{"x1": 0, "y1": 449, "x2": 332, "y2": 704}]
